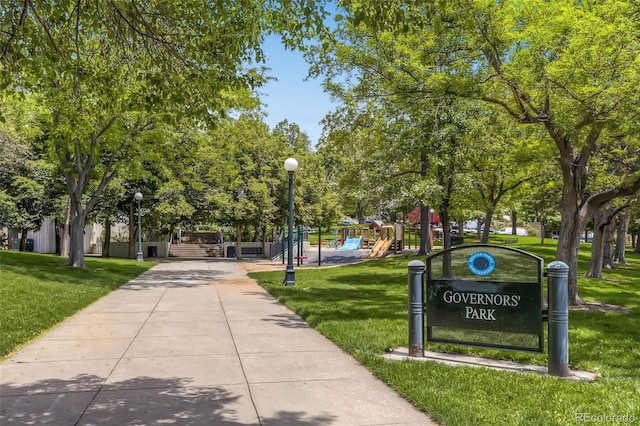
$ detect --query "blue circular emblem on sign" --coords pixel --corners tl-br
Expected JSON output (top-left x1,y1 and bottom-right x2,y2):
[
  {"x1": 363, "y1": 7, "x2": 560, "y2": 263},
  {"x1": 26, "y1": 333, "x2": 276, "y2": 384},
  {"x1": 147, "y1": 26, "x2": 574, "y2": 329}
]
[{"x1": 468, "y1": 251, "x2": 496, "y2": 276}]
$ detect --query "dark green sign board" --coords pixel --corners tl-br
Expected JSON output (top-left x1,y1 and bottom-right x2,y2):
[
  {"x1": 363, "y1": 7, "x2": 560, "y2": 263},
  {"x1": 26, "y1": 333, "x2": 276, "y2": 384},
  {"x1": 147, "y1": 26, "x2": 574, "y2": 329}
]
[{"x1": 426, "y1": 245, "x2": 544, "y2": 352}]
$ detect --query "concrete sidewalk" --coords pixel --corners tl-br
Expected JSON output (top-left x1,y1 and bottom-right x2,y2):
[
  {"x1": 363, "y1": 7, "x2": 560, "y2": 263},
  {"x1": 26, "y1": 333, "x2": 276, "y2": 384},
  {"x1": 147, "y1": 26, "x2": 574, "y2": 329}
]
[{"x1": 0, "y1": 260, "x2": 433, "y2": 425}]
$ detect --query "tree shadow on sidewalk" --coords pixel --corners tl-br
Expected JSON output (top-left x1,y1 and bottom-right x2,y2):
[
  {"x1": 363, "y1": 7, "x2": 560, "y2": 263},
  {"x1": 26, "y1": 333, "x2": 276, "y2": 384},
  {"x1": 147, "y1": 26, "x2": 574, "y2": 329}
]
[{"x1": 1, "y1": 374, "x2": 336, "y2": 425}]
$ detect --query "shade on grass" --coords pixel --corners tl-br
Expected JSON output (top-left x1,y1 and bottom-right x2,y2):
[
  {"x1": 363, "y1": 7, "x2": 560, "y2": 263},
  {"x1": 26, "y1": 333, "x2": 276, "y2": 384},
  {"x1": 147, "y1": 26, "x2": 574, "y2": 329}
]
[
  {"x1": 0, "y1": 251, "x2": 155, "y2": 358},
  {"x1": 250, "y1": 239, "x2": 640, "y2": 425}
]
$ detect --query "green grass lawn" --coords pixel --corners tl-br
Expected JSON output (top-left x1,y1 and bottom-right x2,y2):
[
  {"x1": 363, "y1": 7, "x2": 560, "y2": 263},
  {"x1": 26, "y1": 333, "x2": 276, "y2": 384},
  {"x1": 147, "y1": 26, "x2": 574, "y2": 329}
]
[
  {"x1": 0, "y1": 251, "x2": 155, "y2": 359},
  {"x1": 250, "y1": 239, "x2": 640, "y2": 425}
]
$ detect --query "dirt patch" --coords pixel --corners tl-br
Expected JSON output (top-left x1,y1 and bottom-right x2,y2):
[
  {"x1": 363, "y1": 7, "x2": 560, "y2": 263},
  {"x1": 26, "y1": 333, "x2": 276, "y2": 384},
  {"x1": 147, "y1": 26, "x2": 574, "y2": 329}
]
[{"x1": 570, "y1": 301, "x2": 630, "y2": 313}]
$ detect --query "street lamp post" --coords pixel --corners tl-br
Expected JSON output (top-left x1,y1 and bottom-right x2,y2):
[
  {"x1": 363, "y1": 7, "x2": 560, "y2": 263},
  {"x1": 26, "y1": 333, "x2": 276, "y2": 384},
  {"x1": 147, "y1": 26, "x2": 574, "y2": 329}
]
[
  {"x1": 283, "y1": 158, "x2": 298, "y2": 286},
  {"x1": 135, "y1": 192, "x2": 143, "y2": 262}
]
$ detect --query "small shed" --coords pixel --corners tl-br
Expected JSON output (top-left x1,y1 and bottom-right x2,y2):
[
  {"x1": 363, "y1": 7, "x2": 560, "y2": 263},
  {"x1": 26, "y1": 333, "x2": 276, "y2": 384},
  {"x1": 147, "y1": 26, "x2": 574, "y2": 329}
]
[{"x1": 368, "y1": 220, "x2": 384, "y2": 229}]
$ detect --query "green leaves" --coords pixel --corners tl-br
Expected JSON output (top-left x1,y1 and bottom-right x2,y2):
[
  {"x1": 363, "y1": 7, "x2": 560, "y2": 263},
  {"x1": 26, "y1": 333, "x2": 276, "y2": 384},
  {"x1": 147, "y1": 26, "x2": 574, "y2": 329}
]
[{"x1": 0, "y1": 0, "x2": 331, "y2": 264}]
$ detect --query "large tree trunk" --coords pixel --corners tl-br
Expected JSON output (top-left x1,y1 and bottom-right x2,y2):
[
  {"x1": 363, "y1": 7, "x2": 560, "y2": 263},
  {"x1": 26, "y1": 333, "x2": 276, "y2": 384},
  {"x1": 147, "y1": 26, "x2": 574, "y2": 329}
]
[
  {"x1": 439, "y1": 207, "x2": 453, "y2": 278},
  {"x1": 418, "y1": 202, "x2": 429, "y2": 255},
  {"x1": 588, "y1": 210, "x2": 605, "y2": 278},
  {"x1": 602, "y1": 219, "x2": 615, "y2": 269},
  {"x1": 511, "y1": 209, "x2": 517, "y2": 235},
  {"x1": 102, "y1": 217, "x2": 111, "y2": 257},
  {"x1": 19, "y1": 229, "x2": 28, "y2": 251},
  {"x1": 557, "y1": 185, "x2": 592, "y2": 305},
  {"x1": 481, "y1": 210, "x2": 493, "y2": 243},
  {"x1": 261, "y1": 226, "x2": 267, "y2": 259},
  {"x1": 67, "y1": 195, "x2": 87, "y2": 267},
  {"x1": 588, "y1": 204, "x2": 628, "y2": 277},
  {"x1": 61, "y1": 197, "x2": 70, "y2": 257},
  {"x1": 440, "y1": 208, "x2": 452, "y2": 250},
  {"x1": 550, "y1": 122, "x2": 607, "y2": 305},
  {"x1": 615, "y1": 212, "x2": 630, "y2": 264},
  {"x1": 418, "y1": 151, "x2": 430, "y2": 255},
  {"x1": 556, "y1": 223, "x2": 584, "y2": 304}
]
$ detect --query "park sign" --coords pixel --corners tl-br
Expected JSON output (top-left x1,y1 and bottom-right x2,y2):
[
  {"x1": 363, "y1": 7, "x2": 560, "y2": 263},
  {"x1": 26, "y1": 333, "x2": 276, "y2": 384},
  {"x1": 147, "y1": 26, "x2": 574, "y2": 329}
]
[{"x1": 426, "y1": 245, "x2": 544, "y2": 352}]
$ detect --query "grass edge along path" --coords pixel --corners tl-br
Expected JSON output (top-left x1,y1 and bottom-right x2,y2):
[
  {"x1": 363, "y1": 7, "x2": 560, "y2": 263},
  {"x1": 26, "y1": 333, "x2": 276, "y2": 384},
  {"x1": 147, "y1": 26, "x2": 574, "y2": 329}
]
[
  {"x1": 0, "y1": 251, "x2": 156, "y2": 360},
  {"x1": 250, "y1": 244, "x2": 640, "y2": 426}
]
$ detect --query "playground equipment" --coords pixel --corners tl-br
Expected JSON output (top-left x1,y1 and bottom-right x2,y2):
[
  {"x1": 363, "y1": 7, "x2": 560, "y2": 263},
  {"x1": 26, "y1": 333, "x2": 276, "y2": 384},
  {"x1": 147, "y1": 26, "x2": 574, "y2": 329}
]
[
  {"x1": 365, "y1": 224, "x2": 402, "y2": 258},
  {"x1": 338, "y1": 236, "x2": 363, "y2": 250},
  {"x1": 335, "y1": 227, "x2": 364, "y2": 250},
  {"x1": 333, "y1": 222, "x2": 404, "y2": 255},
  {"x1": 334, "y1": 222, "x2": 382, "y2": 250},
  {"x1": 366, "y1": 236, "x2": 392, "y2": 258}
]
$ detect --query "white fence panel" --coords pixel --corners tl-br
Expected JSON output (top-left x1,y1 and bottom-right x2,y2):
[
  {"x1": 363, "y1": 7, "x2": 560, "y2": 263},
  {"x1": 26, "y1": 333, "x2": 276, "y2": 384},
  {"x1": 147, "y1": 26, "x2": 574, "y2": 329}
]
[{"x1": 27, "y1": 218, "x2": 56, "y2": 253}]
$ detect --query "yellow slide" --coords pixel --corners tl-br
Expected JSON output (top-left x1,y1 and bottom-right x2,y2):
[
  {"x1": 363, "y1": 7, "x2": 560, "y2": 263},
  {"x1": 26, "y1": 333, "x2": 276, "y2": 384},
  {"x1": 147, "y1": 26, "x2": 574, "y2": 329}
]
[
  {"x1": 366, "y1": 237, "x2": 393, "y2": 258},
  {"x1": 366, "y1": 225, "x2": 396, "y2": 259},
  {"x1": 375, "y1": 238, "x2": 393, "y2": 258},
  {"x1": 366, "y1": 238, "x2": 384, "y2": 258}
]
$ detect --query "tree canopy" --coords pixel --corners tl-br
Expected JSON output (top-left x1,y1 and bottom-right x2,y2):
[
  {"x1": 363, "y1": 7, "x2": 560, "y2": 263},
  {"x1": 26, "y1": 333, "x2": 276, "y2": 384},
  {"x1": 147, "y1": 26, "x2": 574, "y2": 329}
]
[
  {"x1": 0, "y1": 0, "x2": 329, "y2": 266},
  {"x1": 315, "y1": 0, "x2": 640, "y2": 304}
]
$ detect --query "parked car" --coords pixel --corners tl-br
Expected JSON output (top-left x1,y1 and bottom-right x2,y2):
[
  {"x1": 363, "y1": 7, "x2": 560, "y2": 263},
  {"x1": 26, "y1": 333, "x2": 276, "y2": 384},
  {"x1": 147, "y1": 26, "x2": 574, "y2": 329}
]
[
  {"x1": 580, "y1": 232, "x2": 594, "y2": 242},
  {"x1": 496, "y1": 227, "x2": 528, "y2": 236},
  {"x1": 464, "y1": 220, "x2": 495, "y2": 234},
  {"x1": 551, "y1": 232, "x2": 593, "y2": 242}
]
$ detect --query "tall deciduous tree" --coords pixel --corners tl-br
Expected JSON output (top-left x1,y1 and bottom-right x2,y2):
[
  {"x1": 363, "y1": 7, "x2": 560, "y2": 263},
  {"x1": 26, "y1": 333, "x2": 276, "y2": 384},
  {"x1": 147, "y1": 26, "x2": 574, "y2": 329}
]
[
  {"x1": 340, "y1": 0, "x2": 640, "y2": 304},
  {"x1": 313, "y1": 16, "x2": 549, "y2": 253},
  {"x1": 0, "y1": 1, "x2": 328, "y2": 267},
  {"x1": 464, "y1": 110, "x2": 556, "y2": 243},
  {"x1": 0, "y1": 92, "x2": 59, "y2": 249},
  {"x1": 587, "y1": 199, "x2": 635, "y2": 278},
  {"x1": 204, "y1": 115, "x2": 284, "y2": 259},
  {"x1": 272, "y1": 120, "x2": 340, "y2": 229}
]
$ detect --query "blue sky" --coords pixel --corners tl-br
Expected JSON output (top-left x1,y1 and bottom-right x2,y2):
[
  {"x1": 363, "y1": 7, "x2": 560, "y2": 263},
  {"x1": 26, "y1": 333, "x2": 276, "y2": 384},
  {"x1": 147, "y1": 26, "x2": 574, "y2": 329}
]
[{"x1": 258, "y1": 35, "x2": 335, "y2": 146}]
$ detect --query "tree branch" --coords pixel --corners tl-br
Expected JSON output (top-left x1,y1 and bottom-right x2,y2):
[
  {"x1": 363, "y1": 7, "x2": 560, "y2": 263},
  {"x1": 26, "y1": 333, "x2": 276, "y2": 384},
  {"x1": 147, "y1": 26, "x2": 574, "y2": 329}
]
[
  {"x1": 588, "y1": 176, "x2": 640, "y2": 210},
  {"x1": 27, "y1": 0, "x2": 65, "y2": 60},
  {"x1": 95, "y1": 115, "x2": 120, "y2": 141},
  {"x1": 480, "y1": 96, "x2": 524, "y2": 121},
  {"x1": 86, "y1": 159, "x2": 119, "y2": 213},
  {"x1": 1, "y1": 0, "x2": 29, "y2": 60}
]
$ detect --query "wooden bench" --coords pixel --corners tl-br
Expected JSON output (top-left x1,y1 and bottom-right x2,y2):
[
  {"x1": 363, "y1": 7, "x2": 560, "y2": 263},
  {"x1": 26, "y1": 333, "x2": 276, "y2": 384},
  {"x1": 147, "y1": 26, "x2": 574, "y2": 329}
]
[{"x1": 504, "y1": 238, "x2": 519, "y2": 244}]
